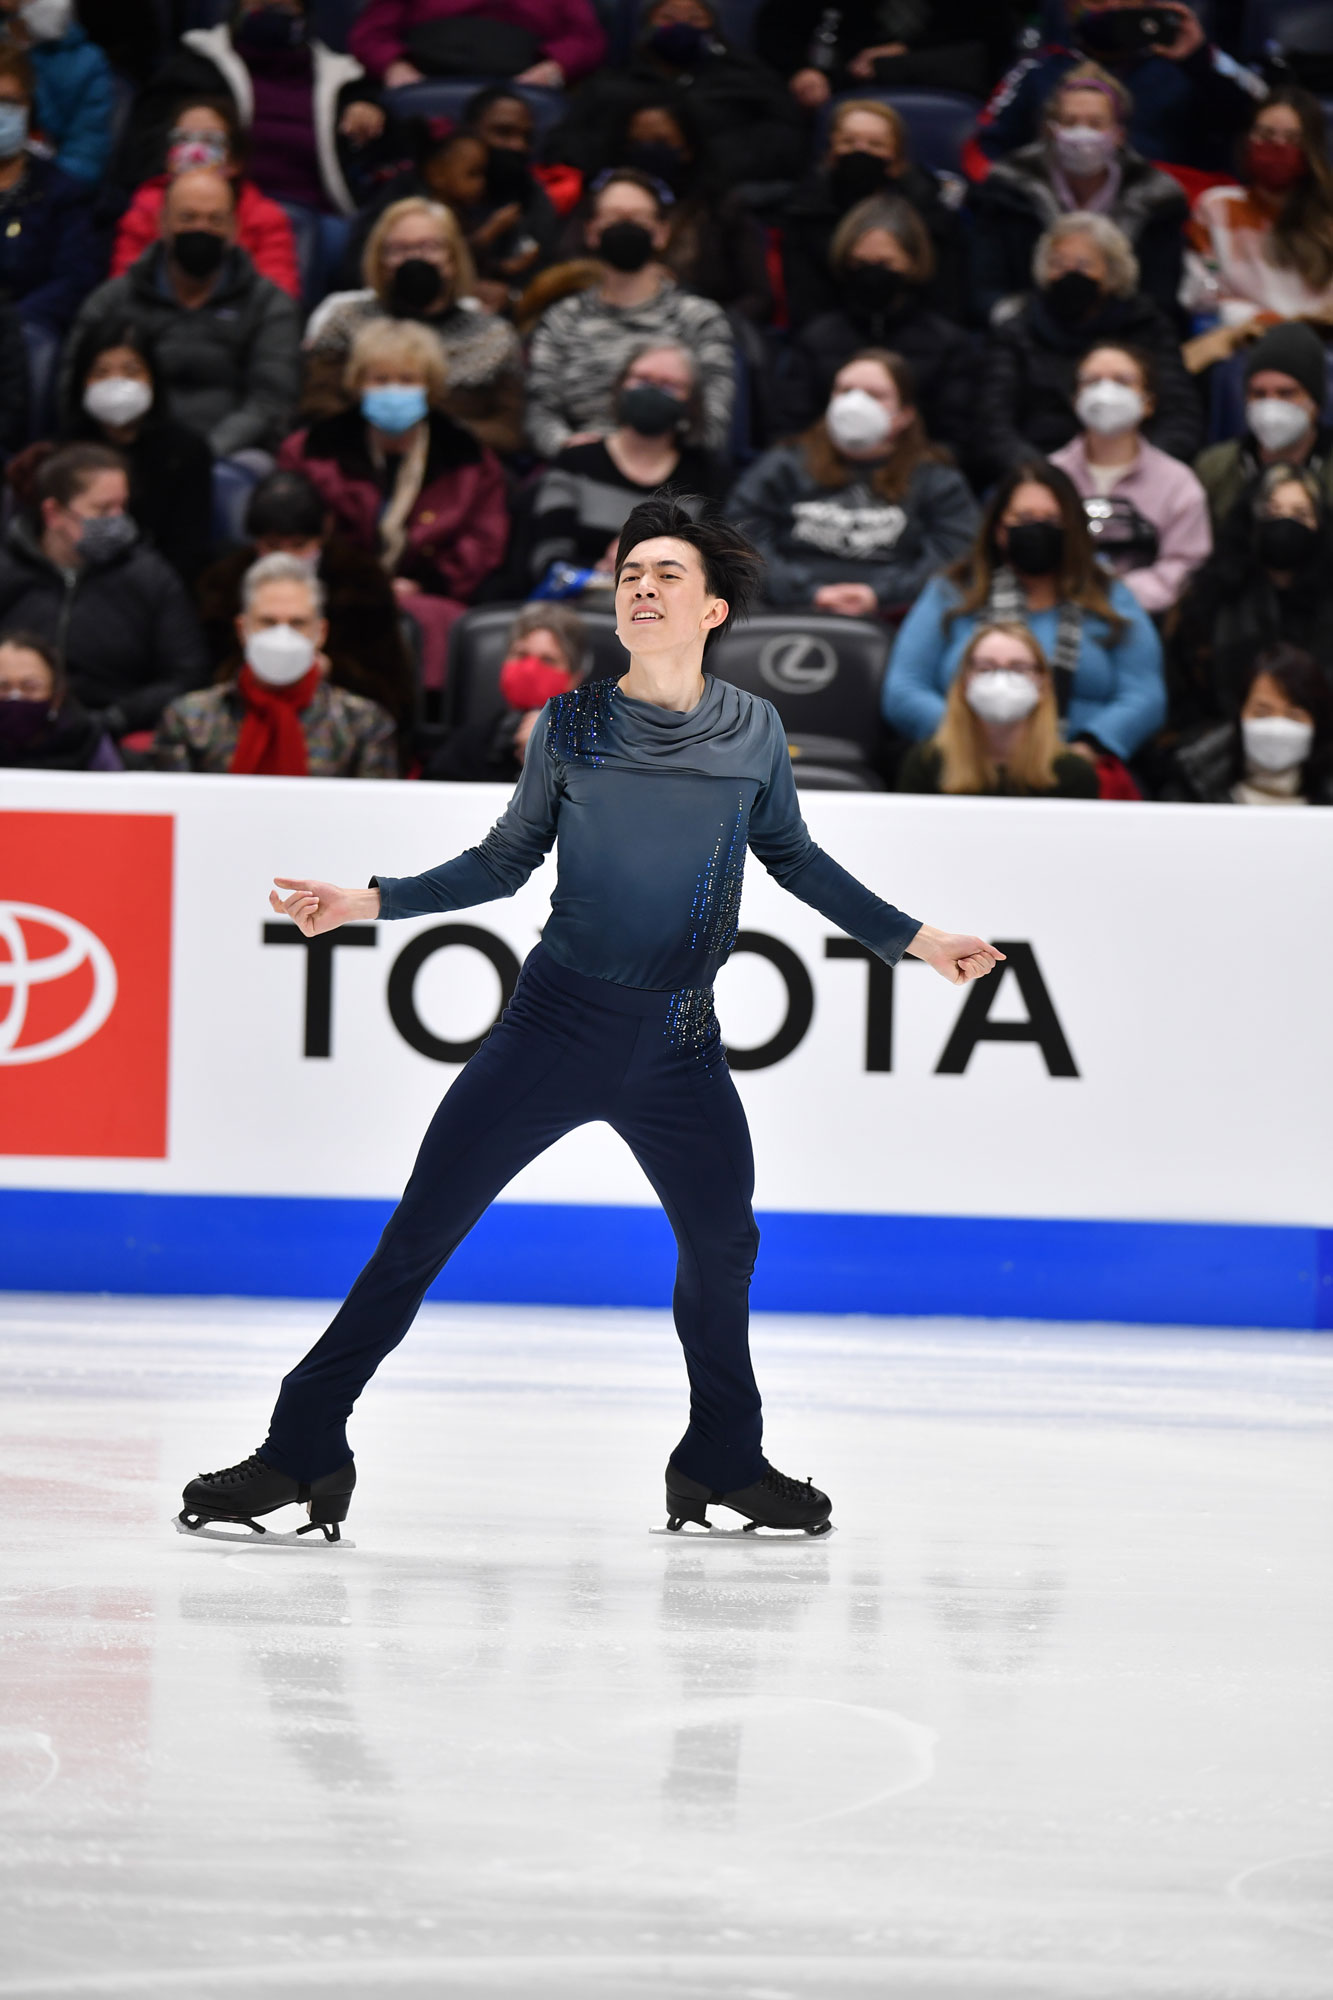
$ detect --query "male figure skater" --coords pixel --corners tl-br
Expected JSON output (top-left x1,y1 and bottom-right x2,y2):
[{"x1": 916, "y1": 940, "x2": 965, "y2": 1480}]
[{"x1": 179, "y1": 497, "x2": 1003, "y2": 1542}]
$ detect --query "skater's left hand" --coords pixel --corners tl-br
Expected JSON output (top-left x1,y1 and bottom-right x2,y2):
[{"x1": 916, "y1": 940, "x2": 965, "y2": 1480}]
[{"x1": 905, "y1": 925, "x2": 1005, "y2": 985}]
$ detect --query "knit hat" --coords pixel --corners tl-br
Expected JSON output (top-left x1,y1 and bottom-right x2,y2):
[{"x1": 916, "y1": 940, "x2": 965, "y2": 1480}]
[{"x1": 1243, "y1": 322, "x2": 1328, "y2": 406}]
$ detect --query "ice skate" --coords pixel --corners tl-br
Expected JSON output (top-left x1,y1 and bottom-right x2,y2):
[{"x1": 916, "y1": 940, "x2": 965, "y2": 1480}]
[
  {"x1": 654, "y1": 1461, "x2": 834, "y2": 1538},
  {"x1": 175, "y1": 1451, "x2": 356, "y2": 1547}
]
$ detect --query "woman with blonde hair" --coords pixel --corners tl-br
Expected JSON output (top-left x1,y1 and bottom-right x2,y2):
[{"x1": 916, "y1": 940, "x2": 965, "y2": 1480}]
[
  {"x1": 279, "y1": 315, "x2": 508, "y2": 688},
  {"x1": 897, "y1": 622, "x2": 1100, "y2": 797},
  {"x1": 301, "y1": 195, "x2": 523, "y2": 452}
]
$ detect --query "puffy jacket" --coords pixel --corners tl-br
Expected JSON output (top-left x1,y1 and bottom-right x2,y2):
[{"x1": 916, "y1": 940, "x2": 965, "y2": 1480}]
[
  {"x1": 727, "y1": 442, "x2": 979, "y2": 610},
  {"x1": 974, "y1": 289, "x2": 1202, "y2": 485},
  {"x1": 279, "y1": 407, "x2": 509, "y2": 603},
  {"x1": 61, "y1": 245, "x2": 301, "y2": 457},
  {"x1": 112, "y1": 177, "x2": 301, "y2": 299},
  {"x1": 0, "y1": 151, "x2": 104, "y2": 332},
  {"x1": 0, "y1": 516, "x2": 209, "y2": 734},
  {"x1": 350, "y1": 0, "x2": 607, "y2": 84},
  {"x1": 769, "y1": 297, "x2": 977, "y2": 468},
  {"x1": 29, "y1": 23, "x2": 114, "y2": 184}
]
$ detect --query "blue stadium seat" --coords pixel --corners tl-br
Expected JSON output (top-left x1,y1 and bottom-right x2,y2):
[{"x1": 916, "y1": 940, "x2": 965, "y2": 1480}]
[
  {"x1": 211, "y1": 458, "x2": 263, "y2": 548},
  {"x1": 819, "y1": 89, "x2": 982, "y2": 178},
  {"x1": 385, "y1": 80, "x2": 566, "y2": 137},
  {"x1": 21, "y1": 320, "x2": 60, "y2": 442}
]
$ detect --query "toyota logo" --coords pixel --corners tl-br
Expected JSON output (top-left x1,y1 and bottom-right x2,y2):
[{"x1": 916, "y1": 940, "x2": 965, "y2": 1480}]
[
  {"x1": 0, "y1": 902, "x2": 118, "y2": 1065},
  {"x1": 758, "y1": 635, "x2": 838, "y2": 695}
]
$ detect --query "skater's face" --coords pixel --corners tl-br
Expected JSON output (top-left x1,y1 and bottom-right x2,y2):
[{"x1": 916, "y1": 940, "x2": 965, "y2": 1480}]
[{"x1": 615, "y1": 535, "x2": 726, "y2": 655}]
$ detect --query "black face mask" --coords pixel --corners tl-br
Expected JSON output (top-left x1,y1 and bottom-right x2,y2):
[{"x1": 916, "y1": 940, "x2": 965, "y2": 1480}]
[
  {"x1": 829, "y1": 149, "x2": 890, "y2": 210},
  {"x1": 484, "y1": 146, "x2": 533, "y2": 205},
  {"x1": 623, "y1": 140, "x2": 690, "y2": 193},
  {"x1": 841, "y1": 262, "x2": 909, "y2": 321},
  {"x1": 236, "y1": 4, "x2": 306, "y2": 52},
  {"x1": 1256, "y1": 515, "x2": 1320, "y2": 570},
  {"x1": 171, "y1": 229, "x2": 227, "y2": 279},
  {"x1": 597, "y1": 220, "x2": 655, "y2": 273},
  {"x1": 389, "y1": 257, "x2": 444, "y2": 314},
  {"x1": 1043, "y1": 267, "x2": 1103, "y2": 324},
  {"x1": 1004, "y1": 520, "x2": 1065, "y2": 576},
  {"x1": 0, "y1": 698, "x2": 51, "y2": 755},
  {"x1": 649, "y1": 21, "x2": 707, "y2": 67},
  {"x1": 615, "y1": 382, "x2": 686, "y2": 435}
]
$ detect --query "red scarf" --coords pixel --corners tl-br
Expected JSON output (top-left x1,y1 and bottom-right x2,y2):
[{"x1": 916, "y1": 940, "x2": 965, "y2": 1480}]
[{"x1": 230, "y1": 663, "x2": 321, "y2": 777}]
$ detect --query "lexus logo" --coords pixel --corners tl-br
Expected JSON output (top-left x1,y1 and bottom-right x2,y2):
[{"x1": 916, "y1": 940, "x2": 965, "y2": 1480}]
[
  {"x1": 758, "y1": 635, "x2": 838, "y2": 695},
  {"x1": 0, "y1": 902, "x2": 118, "y2": 1064}
]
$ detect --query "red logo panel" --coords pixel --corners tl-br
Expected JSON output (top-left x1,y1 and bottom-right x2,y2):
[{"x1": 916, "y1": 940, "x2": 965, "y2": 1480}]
[{"x1": 1, "y1": 812, "x2": 173, "y2": 1158}]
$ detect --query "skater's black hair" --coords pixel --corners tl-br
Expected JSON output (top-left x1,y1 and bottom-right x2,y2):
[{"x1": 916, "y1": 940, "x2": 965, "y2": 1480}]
[{"x1": 614, "y1": 491, "x2": 762, "y2": 654}]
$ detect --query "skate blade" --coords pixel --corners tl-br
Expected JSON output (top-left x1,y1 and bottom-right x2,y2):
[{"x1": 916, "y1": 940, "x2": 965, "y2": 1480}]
[
  {"x1": 172, "y1": 1514, "x2": 356, "y2": 1549},
  {"x1": 649, "y1": 1521, "x2": 834, "y2": 1540}
]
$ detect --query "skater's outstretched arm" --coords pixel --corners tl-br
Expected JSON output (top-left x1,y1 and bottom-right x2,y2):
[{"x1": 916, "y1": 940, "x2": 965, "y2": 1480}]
[
  {"x1": 269, "y1": 707, "x2": 563, "y2": 937},
  {"x1": 747, "y1": 708, "x2": 1004, "y2": 987}
]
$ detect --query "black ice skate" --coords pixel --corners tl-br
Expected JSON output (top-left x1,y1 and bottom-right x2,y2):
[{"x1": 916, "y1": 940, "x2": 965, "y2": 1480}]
[
  {"x1": 657, "y1": 1461, "x2": 833, "y2": 1538},
  {"x1": 175, "y1": 1452, "x2": 356, "y2": 1547}
]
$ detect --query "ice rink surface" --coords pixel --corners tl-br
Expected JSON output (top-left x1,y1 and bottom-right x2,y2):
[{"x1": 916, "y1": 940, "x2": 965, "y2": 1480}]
[{"x1": 0, "y1": 1293, "x2": 1330, "y2": 2000}]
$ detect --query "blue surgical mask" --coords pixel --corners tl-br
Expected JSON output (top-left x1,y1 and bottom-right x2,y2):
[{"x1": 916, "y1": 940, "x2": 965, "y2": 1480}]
[
  {"x1": 0, "y1": 103, "x2": 29, "y2": 160},
  {"x1": 361, "y1": 385, "x2": 428, "y2": 435}
]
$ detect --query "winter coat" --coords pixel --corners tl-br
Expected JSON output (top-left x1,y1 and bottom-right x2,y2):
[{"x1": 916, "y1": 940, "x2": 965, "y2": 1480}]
[
  {"x1": 525, "y1": 438, "x2": 727, "y2": 585},
  {"x1": 1048, "y1": 434, "x2": 1212, "y2": 616},
  {"x1": 769, "y1": 296, "x2": 977, "y2": 466},
  {"x1": 780, "y1": 162, "x2": 964, "y2": 331},
  {"x1": 303, "y1": 291, "x2": 524, "y2": 455},
  {"x1": 1169, "y1": 538, "x2": 1333, "y2": 725},
  {"x1": 0, "y1": 152, "x2": 104, "y2": 333},
  {"x1": 278, "y1": 407, "x2": 509, "y2": 603},
  {"x1": 964, "y1": 140, "x2": 1187, "y2": 327},
  {"x1": 62, "y1": 410, "x2": 214, "y2": 587},
  {"x1": 1159, "y1": 720, "x2": 1333, "y2": 804},
  {"x1": 0, "y1": 691, "x2": 119, "y2": 770},
  {"x1": 350, "y1": 0, "x2": 607, "y2": 85},
  {"x1": 112, "y1": 177, "x2": 302, "y2": 299},
  {"x1": 1194, "y1": 429, "x2": 1333, "y2": 533},
  {"x1": 897, "y1": 739, "x2": 1100, "y2": 797},
  {"x1": 883, "y1": 572, "x2": 1166, "y2": 760},
  {"x1": 727, "y1": 443, "x2": 979, "y2": 611},
  {"x1": 113, "y1": 26, "x2": 379, "y2": 217},
  {"x1": 0, "y1": 517, "x2": 209, "y2": 734},
  {"x1": 974, "y1": 289, "x2": 1202, "y2": 485},
  {"x1": 62, "y1": 245, "x2": 302, "y2": 458},
  {"x1": 154, "y1": 677, "x2": 397, "y2": 778},
  {"x1": 29, "y1": 23, "x2": 114, "y2": 185},
  {"x1": 0, "y1": 301, "x2": 31, "y2": 458}
]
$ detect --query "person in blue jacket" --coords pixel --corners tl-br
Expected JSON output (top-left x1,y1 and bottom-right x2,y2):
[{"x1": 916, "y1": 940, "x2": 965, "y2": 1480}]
[
  {"x1": 175, "y1": 493, "x2": 1005, "y2": 1546},
  {"x1": 0, "y1": 0, "x2": 115, "y2": 185},
  {"x1": 882, "y1": 457, "x2": 1166, "y2": 765}
]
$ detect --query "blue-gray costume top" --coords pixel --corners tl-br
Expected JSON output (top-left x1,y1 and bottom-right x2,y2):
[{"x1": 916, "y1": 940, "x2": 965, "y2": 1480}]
[{"x1": 374, "y1": 677, "x2": 923, "y2": 1028}]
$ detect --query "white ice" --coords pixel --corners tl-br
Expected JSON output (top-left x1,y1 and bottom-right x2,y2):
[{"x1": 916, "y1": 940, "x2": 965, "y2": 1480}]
[{"x1": 1, "y1": 1293, "x2": 1331, "y2": 1999}]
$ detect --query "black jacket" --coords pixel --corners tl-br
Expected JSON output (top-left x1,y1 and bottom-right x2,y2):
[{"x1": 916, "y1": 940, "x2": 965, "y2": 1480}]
[
  {"x1": 0, "y1": 300, "x2": 28, "y2": 459},
  {"x1": 62, "y1": 411, "x2": 214, "y2": 586},
  {"x1": 769, "y1": 295, "x2": 977, "y2": 467},
  {"x1": 975, "y1": 289, "x2": 1202, "y2": 485},
  {"x1": 781, "y1": 161, "x2": 963, "y2": 329},
  {"x1": 0, "y1": 518, "x2": 209, "y2": 733},
  {"x1": 0, "y1": 152, "x2": 107, "y2": 333},
  {"x1": 1159, "y1": 719, "x2": 1333, "y2": 803},
  {"x1": 1169, "y1": 529, "x2": 1333, "y2": 726},
  {"x1": 755, "y1": 0, "x2": 1016, "y2": 96},
  {"x1": 964, "y1": 141, "x2": 1188, "y2": 328}
]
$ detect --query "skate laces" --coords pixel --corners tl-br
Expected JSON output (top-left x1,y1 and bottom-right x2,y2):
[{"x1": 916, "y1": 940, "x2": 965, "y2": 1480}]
[
  {"x1": 198, "y1": 1452, "x2": 269, "y2": 1486},
  {"x1": 759, "y1": 1465, "x2": 817, "y2": 1500}
]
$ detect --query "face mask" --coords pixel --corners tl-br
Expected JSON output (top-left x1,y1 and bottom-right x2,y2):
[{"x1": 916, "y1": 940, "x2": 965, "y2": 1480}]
[
  {"x1": 597, "y1": 219, "x2": 655, "y2": 273},
  {"x1": 841, "y1": 262, "x2": 908, "y2": 320},
  {"x1": 0, "y1": 696, "x2": 50, "y2": 752},
  {"x1": 76, "y1": 513, "x2": 137, "y2": 563},
  {"x1": 829, "y1": 149, "x2": 890, "y2": 209},
  {"x1": 1043, "y1": 268, "x2": 1102, "y2": 324},
  {"x1": 1051, "y1": 123, "x2": 1117, "y2": 177},
  {"x1": 1004, "y1": 519, "x2": 1064, "y2": 576},
  {"x1": 171, "y1": 229, "x2": 227, "y2": 280},
  {"x1": 1255, "y1": 515, "x2": 1319, "y2": 569},
  {"x1": 965, "y1": 668, "x2": 1042, "y2": 725},
  {"x1": 498, "y1": 654, "x2": 574, "y2": 710},
  {"x1": 1245, "y1": 137, "x2": 1307, "y2": 193},
  {"x1": 235, "y1": 4, "x2": 306, "y2": 52},
  {"x1": 388, "y1": 257, "x2": 444, "y2": 314},
  {"x1": 649, "y1": 21, "x2": 707, "y2": 67},
  {"x1": 168, "y1": 134, "x2": 229, "y2": 173},
  {"x1": 0, "y1": 103, "x2": 28, "y2": 160},
  {"x1": 361, "y1": 384, "x2": 428, "y2": 433},
  {"x1": 825, "y1": 386, "x2": 893, "y2": 452},
  {"x1": 484, "y1": 146, "x2": 533, "y2": 204},
  {"x1": 83, "y1": 376, "x2": 153, "y2": 429},
  {"x1": 1242, "y1": 714, "x2": 1314, "y2": 773},
  {"x1": 1076, "y1": 379, "x2": 1145, "y2": 435},
  {"x1": 623, "y1": 140, "x2": 688, "y2": 192},
  {"x1": 1246, "y1": 396, "x2": 1312, "y2": 454},
  {"x1": 18, "y1": 0, "x2": 72, "y2": 43},
  {"x1": 615, "y1": 381, "x2": 686, "y2": 436},
  {"x1": 245, "y1": 623, "x2": 316, "y2": 687}
]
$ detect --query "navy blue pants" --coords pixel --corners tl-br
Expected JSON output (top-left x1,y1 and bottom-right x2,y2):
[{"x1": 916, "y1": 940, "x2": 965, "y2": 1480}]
[{"x1": 261, "y1": 946, "x2": 765, "y2": 1490}]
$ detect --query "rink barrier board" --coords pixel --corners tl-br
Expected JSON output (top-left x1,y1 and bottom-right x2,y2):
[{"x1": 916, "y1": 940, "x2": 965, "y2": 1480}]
[{"x1": 1, "y1": 1189, "x2": 1330, "y2": 1330}]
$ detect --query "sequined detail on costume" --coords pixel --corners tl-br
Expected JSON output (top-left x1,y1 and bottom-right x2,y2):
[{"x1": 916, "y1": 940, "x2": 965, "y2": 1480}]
[
  {"x1": 665, "y1": 986, "x2": 719, "y2": 1054},
  {"x1": 545, "y1": 680, "x2": 617, "y2": 767},
  {"x1": 688, "y1": 790, "x2": 747, "y2": 961}
]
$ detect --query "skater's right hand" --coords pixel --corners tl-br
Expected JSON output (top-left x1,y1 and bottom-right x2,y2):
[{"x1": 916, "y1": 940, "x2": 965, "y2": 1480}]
[{"x1": 270, "y1": 879, "x2": 380, "y2": 937}]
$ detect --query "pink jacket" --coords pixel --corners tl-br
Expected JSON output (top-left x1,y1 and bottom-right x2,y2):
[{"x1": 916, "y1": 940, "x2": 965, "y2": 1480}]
[
  {"x1": 349, "y1": 0, "x2": 607, "y2": 84},
  {"x1": 1049, "y1": 434, "x2": 1213, "y2": 616},
  {"x1": 112, "y1": 177, "x2": 302, "y2": 299}
]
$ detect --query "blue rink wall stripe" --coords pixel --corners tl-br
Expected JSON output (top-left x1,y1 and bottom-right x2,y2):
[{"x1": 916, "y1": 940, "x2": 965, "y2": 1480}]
[{"x1": 0, "y1": 1189, "x2": 1330, "y2": 1329}]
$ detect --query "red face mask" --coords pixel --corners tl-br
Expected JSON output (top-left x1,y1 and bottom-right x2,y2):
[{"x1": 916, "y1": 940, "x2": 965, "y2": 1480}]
[
  {"x1": 498, "y1": 653, "x2": 574, "y2": 711},
  {"x1": 1246, "y1": 137, "x2": 1307, "y2": 192}
]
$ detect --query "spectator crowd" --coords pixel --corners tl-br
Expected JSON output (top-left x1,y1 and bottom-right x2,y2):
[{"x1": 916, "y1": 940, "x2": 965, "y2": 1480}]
[{"x1": 2, "y1": 0, "x2": 1333, "y2": 808}]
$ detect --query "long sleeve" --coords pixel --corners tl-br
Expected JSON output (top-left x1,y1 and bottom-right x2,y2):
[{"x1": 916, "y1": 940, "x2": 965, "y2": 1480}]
[
  {"x1": 540, "y1": 0, "x2": 608, "y2": 82},
  {"x1": 210, "y1": 284, "x2": 301, "y2": 457},
  {"x1": 1075, "y1": 589, "x2": 1167, "y2": 759},
  {"x1": 855, "y1": 468, "x2": 979, "y2": 610},
  {"x1": 880, "y1": 576, "x2": 953, "y2": 741},
  {"x1": 747, "y1": 714, "x2": 921, "y2": 964},
  {"x1": 973, "y1": 333, "x2": 1031, "y2": 486},
  {"x1": 20, "y1": 184, "x2": 104, "y2": 333},
  {"x1": 1119, "y1": 473, "x2": 1213, "y2": 617},
  {"x1": 725, "y1": 449, "x2": 817, "y2": 608},
  {"x1": 111, "y1": 186, "x2": 160, "y2": 278},
  {"x1": 346, "y1": 0, "x2": 409, "y2": 77},
  {"x1": 120, "y1": 563, "x2": 210, "y2": 733},
  {"x1": 374, "y1": 713, "x2": 561, "y2": 916},
  {"x1": 524, "y1": 309, "x2": 573, "y2": 459}
]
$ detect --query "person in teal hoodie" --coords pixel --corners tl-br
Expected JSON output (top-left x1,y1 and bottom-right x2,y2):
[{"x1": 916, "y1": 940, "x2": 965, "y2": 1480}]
[
  {"x1": 0, "y1": 0, "x2": 114, "y2": 184},
  {"x1": 882, "y1": 456, "x2": 1166, "y2": 764}
]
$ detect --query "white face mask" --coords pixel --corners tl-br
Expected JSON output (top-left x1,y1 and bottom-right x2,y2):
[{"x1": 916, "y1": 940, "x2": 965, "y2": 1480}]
[
  {"x1": 1076, "y1": 379, "x2": 1145, "y2": 436},
  {"x1": 1246, "y1": 396, "x2": 1312, "y2": 455},
  {"x1": 1051, "y1": 123, "x2": 1118, "y2": 177},
  {"x1": 83, "y1": 377, "x2": 153, "y2": 429},
  {"x1": 245, "y1": 623, "x2": 316, "y2": 687},
  {"x1": 1241, "y1": 714, "x2": 1314, "y2": 773},
  {"x1": 965, "y1": 667, "x2": 1042, "y2": 725},
  {"x1": 825, "y1": 387, "x2": 893, "y2": 452},
  {"x1": 19, "y1": 0, "x2": 72, "y2": 42}
]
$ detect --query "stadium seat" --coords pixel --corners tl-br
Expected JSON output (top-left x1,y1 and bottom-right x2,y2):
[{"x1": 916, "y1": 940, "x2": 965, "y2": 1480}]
[
  {"x1": 210, "y1": 457, "x2": 263, "y2": 549},
  {"x1": 385, "y1": 80, "x2": 566, "y2": 138},
  {"x1": 819, "y1": 89, "x2": 982, "y2": 178},
  {"x1": 440, "y1": 605, "x2": 627, "y2": 734},
  {"x1": 709, "y1": 613, "x2": 890, "y2": 786}
]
